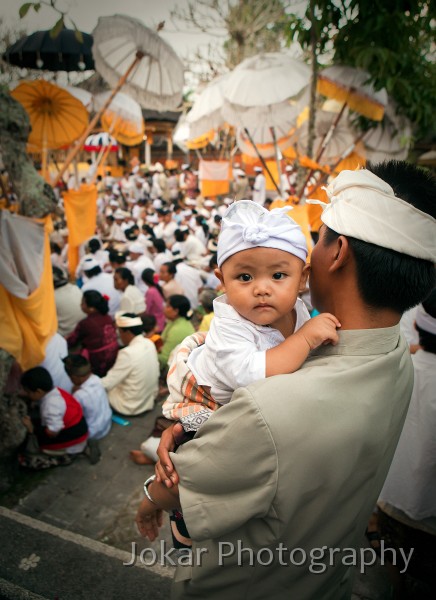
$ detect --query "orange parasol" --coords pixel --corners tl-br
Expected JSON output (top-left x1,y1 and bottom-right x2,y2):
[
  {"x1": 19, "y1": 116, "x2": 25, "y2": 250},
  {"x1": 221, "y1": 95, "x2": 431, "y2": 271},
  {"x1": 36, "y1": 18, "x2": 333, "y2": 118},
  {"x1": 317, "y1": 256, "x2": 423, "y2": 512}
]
[{"x1": 11, "y1": 80, "x2": 88, "y2": 177}]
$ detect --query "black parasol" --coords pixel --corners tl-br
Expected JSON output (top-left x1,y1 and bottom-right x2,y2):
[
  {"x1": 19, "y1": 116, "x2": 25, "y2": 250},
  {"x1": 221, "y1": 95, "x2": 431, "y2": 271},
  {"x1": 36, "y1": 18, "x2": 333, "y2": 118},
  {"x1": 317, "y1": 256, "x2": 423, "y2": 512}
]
[{"x1": 3, "y1": 28, "x2": 94, "y2": 72}]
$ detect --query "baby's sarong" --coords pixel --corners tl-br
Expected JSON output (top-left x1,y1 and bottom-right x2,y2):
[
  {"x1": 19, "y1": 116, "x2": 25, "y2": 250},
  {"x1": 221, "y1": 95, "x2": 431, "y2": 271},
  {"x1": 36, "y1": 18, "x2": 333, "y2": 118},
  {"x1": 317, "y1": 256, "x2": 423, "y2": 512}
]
[{"x1": 163, "y1": 332, "x2": 221, "y2": 432}]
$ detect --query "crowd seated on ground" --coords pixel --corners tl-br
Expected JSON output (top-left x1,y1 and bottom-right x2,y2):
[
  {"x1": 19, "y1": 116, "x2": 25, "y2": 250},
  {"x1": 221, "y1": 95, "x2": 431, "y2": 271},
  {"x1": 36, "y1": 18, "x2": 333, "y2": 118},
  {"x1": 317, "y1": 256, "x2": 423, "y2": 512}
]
[{"x1": 18, "y1": 161, "x2": 313, "y2": 473}]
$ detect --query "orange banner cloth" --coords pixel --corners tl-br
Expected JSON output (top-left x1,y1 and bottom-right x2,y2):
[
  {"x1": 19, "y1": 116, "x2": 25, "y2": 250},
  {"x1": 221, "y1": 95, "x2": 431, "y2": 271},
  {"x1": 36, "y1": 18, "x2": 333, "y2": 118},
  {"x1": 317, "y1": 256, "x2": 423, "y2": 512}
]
[
  {"x1": 63, "y1": 184, "x2": 98, "y2": 276},
  {"x1": 269, "y1": 200, "x2": 313, "y2": 260},
  {"x1": 199, "y1": 160, "x2": 231, "y2": 197},
  {"x1": 0, "y1": 216, "x2": 57, "y2": 370}
]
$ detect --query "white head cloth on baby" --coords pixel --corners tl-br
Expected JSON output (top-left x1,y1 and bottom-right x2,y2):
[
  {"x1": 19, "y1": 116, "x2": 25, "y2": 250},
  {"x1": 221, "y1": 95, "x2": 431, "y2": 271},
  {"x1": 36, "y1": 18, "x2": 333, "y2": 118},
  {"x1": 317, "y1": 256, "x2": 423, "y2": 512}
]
[
  {"x1": 217, "y1": 200, "x2": 308, "y2": 267},
  {"x1": 308, "y1": 169, "x2": 436, "y2": 262}
]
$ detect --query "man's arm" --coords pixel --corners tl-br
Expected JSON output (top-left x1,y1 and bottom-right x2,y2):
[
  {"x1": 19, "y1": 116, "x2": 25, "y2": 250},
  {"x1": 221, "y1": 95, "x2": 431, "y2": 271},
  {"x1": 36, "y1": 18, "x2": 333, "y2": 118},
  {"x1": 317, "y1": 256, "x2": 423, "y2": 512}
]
[{"x1": 100, "y1": 349, "x2": 130, "y2": 391}]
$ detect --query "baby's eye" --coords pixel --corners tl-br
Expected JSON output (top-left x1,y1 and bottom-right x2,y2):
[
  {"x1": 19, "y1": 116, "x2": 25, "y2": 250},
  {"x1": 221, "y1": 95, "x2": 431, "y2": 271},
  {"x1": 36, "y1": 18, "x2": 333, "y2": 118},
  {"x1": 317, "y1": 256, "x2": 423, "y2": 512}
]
[
  {"x1": 272, "y1": 272, "x2": 286, "y2": 280},
  {"x1": 237, "y1": 273, "x2": 252, "y2": 282}
]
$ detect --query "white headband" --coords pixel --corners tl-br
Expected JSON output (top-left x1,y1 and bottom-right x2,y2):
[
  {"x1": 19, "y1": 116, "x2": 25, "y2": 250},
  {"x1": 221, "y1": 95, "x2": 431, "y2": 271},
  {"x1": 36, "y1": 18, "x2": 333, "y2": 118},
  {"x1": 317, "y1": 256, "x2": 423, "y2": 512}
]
[
  {"x1": 115, "y1": 312, "x2": 143, "y2": 328},
  {"x1": 307, "y1": 169, "x2": 436, "y2": 262},
  {"x1": 217, "y1": 200, "x2": 308, "y2": 267},
  {"x1": 415, "y1": 304, "x2": 436, "y2": 335}
]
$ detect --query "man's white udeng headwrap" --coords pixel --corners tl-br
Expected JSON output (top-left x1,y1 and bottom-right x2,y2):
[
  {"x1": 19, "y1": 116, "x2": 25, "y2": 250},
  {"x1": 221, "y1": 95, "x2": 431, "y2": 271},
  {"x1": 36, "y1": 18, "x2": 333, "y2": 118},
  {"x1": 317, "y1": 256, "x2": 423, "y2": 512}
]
[
  {"x1": 217, "y1": 200, "x2": 308, "y2": 267},
  {"x1": 308, "y1": 169, "x2": 436, "y2": 262},
  {"x1": 115, "y1": 312, "x2": 143, "y2": 328}
]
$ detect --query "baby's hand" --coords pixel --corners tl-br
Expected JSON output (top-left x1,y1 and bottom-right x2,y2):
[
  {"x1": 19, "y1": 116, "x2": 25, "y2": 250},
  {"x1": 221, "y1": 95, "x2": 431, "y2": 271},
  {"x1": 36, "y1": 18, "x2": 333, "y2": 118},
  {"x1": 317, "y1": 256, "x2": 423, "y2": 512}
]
[{"x1": 298, "y1": 313, "x2": 341, "y2": 350}]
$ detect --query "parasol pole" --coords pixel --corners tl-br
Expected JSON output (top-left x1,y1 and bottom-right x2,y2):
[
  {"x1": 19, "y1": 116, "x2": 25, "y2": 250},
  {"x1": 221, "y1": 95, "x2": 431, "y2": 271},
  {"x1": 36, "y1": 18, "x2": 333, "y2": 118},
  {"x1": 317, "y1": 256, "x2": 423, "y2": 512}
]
[
  {"x1": 270, "y1": 126, "x2": 284, "y2": 197},
  {"x1": 55, "y1": 51, "x2": 145, "y2": 186},
  {"x1": 306, "y1": 130, "x2": 368, "y2": 197},
  {"x1": 296, "y1": 98, "x2": 349, "y2": 200},
  {"x1": 91, "y1": 142, "x2": 113, "y2": 185},
  {"x1": 41, "y1": 126, "x2": 48, "y2": 182},
  {"x1": 243, "y1": 127, "x2": 281, "y2": 195}
]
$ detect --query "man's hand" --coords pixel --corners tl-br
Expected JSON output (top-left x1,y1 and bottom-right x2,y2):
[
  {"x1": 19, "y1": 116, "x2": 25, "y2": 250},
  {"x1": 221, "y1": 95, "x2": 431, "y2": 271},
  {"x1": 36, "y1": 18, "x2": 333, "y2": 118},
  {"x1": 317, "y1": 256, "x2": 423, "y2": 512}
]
[
  {"x1": 297, "y1": 313, "x2": 341, "y2": 350},
  {"x1": 155, "y1": 422, "x2": 185, "y2": 488},
  {"x1": 135, "y1": 497, "x2": 163, "y2": 541}
]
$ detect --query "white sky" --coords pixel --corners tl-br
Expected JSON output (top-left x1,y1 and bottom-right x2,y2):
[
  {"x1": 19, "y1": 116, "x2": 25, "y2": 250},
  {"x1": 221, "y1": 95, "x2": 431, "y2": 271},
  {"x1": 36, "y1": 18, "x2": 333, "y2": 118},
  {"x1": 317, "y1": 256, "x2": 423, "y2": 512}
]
[
  {"x1": 2, "y1": 0, "x2": 227, "y2": 63},
  {"x1": 1, "y1": 0, "x2": 309, "y2": 87}
]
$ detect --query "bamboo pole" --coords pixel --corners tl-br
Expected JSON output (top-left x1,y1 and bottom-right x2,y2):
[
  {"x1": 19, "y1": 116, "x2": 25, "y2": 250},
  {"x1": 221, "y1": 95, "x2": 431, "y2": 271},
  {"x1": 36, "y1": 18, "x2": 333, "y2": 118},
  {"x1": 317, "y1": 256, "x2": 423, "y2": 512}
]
[
  {"x1": 243, "y1": 127, "x2": 281, "y2": 195},
  {"x1": 54, "y1": 51, "x2": 145, "y2": 186}
]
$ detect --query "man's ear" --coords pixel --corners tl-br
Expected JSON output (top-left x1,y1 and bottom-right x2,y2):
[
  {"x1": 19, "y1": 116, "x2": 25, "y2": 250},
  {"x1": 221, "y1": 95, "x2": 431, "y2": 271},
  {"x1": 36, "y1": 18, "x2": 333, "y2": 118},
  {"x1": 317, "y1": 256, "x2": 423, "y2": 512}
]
[
  {"x1": 329, "y1": 235, "x2": 351, "y2": 273},
  {"x1": 298, "y1": 263, "x2": 310, "y2": 293}
]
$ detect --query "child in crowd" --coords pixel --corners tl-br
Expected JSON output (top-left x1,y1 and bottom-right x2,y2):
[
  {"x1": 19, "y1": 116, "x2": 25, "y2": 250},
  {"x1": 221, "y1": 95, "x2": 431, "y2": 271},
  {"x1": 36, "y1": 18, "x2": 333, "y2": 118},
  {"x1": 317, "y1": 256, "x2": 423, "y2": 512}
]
[
  {"x1": 63, "y1": 355, "x2": 112, "y2": 464},
  {"x1": 20, "y1": 366, "x2": 88, "y2": 468},
  {"x1": 141, "y1": 314, "x2": 164, "y2": 352},
  {"x1": 162, "y1": 200, "x2": 340, "y2": 546}
]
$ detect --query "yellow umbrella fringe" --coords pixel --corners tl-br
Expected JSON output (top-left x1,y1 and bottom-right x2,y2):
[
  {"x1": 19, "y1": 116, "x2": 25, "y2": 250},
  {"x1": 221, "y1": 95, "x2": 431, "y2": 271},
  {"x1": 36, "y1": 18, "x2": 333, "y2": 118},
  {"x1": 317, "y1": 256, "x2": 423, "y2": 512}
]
[{"x1": 317, "y1": 78, "x2": 385, "y2": 121}]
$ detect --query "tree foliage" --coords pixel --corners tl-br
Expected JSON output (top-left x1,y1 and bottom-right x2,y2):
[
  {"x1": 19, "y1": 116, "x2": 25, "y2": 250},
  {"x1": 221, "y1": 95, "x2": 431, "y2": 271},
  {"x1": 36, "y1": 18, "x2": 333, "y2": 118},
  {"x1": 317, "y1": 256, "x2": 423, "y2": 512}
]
[
  {"x1": 171, "y1": 0, "x2": 288, "y2": 74},
  {"x1": 286, "y1": 0, "x2": 436, "y2": 137},
  {"x1": 19, "y1": 0, "x2": 84, "y2": 42}
]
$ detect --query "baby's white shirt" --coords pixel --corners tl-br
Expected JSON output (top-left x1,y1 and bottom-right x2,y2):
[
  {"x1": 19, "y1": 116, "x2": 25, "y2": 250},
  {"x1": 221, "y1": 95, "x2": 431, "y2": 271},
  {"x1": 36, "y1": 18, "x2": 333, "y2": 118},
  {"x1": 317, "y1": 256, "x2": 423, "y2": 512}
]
[{"x1": 187, "y1": 295, "x2": 311, "y2": 405}]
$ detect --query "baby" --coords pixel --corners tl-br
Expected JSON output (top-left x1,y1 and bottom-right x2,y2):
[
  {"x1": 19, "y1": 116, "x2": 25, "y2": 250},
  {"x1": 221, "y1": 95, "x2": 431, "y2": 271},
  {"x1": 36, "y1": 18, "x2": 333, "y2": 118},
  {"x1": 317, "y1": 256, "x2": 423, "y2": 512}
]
[{"x1": 163, "y1": 200, "x2": 340, "y2": 431}]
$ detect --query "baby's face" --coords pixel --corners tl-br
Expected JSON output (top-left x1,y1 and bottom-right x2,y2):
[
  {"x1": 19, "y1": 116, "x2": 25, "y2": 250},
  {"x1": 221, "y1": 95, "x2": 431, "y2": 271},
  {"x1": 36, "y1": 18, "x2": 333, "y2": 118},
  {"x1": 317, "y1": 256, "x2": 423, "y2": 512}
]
[{"x1": 216, "y1": 247, "x2": 308, "y2": 328}]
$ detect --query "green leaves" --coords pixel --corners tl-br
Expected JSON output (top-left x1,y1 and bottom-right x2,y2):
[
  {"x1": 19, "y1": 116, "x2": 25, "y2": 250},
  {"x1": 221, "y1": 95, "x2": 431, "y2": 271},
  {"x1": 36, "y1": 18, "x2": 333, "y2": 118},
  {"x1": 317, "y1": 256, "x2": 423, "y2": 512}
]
[
  {"x1": 19, "y1": 2, "x2": 41, "y2": 18},
  {"x1": 49, "y1": 16, "x2": 64, "y2": 39},
  {"x1": 18, "y1": 3, "x2": 32, "y2": 18}
]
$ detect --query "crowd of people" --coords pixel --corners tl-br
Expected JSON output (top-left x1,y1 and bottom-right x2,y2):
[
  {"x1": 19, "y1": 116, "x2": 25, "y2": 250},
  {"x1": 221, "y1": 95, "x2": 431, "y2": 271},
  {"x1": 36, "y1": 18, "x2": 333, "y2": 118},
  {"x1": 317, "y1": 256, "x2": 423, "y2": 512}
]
[{"x1": 15, "y1": 158, "x2": 436, "y2": 599}]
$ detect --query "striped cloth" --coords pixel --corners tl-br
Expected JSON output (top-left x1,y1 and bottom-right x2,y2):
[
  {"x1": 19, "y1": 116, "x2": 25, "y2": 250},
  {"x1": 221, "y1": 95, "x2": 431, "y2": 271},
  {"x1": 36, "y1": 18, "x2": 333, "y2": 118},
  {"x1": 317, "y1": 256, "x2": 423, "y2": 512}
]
[{"x1": 163, "y1": 332, "x2": 221, "y2": 432}]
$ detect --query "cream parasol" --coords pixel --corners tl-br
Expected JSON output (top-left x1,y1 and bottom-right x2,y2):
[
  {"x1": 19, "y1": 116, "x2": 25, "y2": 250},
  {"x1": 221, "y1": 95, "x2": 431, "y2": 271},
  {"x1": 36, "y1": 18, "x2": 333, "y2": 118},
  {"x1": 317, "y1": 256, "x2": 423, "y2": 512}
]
[
  {"x1": 94, "y1": 91, "x2": 145, "y2": 146},
  {"x1": 222, "y1": 52, "x2": 310, "y2": 194},
  {"x1": 55, "y1": 14, "x2": 184, "y2": 185}
]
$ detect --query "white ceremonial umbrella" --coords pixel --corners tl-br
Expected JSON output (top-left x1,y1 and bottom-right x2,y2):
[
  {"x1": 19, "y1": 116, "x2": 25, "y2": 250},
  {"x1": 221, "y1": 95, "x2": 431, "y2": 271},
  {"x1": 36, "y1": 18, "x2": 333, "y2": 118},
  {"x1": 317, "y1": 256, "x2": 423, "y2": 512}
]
[
  {"x1": 63, "y1": 86, "x2": 94, "y2": 112},
  {"x1": 296, "y1": 108, "x2": 355, "y2": 165},
  {"x1": 363, "y1": 100, "x2": 412, "y2": 163},
  {"x1": 92, "y1": 14, "x2": 184, "y2": 112},
  {"x1": 186, "y1": 72, "x2": 231, "y2": 139},
  {"x1": 55, "y1": 13, "x2": 184, "y2": 185},
  {"x1": 235, "y1": 127, "x2": 296, "y2": 159},
  {"x1": 94, "y1": 91, "x2": 145, "y2": 146},
  {"x1": 222, "y1": 52, "x2": 311, "y2": 193}
]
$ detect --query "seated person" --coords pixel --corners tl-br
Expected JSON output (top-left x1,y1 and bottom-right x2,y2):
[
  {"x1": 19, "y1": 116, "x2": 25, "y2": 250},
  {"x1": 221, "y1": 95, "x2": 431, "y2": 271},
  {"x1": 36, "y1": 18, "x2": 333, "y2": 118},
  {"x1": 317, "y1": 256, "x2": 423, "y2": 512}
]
[
  {"x1": 20, "y1": 366, "x2": 88, "y2": 457},
  {"x1": 101, "y1": 313, "x2": 160, "y2": 415},
  {"x1": 63, "y1": 355, "x2": 112, "y2": 464}
]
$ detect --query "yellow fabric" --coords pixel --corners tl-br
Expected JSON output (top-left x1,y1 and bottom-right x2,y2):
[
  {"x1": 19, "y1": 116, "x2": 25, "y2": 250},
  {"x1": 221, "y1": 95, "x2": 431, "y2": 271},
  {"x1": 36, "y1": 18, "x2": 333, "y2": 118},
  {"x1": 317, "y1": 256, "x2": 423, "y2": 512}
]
[
  {"x1": 63, "y1": 184, "x2": 98, "y2": 276},
  {"x1": 0, "y1": 215, "x2": 57, "y2": 370},
  {"x1": 101, "y1": 111, "x2": 144, "y2": 147},
  {"x1": 265, "y1": 160, "x2": 280, "y2": 192},
  {"x1": 187, "y1": 130, "x2": 215, "y2": 150},
  {"x1": 268, "y1": 200, "x2": 313, "y2": 260},
  {"x1": 317, "y1": 78, "x2": 385, "y2": 121},
  {"x1": 306, "y1": 186, "x2": 329, "y2": 233}
]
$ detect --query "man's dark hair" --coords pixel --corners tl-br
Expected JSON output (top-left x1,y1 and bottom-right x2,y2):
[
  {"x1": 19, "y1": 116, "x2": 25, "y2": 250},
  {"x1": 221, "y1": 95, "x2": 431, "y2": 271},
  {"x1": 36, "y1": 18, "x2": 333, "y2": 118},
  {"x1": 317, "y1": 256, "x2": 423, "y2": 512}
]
[
  {"x1": 323, "y1": 160, "x2": 436, "y2": 313},
  {"x1": 108, "y1": 249, "x2": 126, "y2": 265},
  {"x1": 63, "y1": 354, "x2": 91, "y2": 376},
  {"x1": 83, "y1": 265, "x2": 102, "y2": 278},
  {"x1": 152, "y1": 238, "x2": 166, "y2": 253},
  {"x1": 115, "y1": 267, "x2": 134, "y2": 285},
  {"x1": 162, "y1": 262, "x2": 177, "y2": 276},
  {"x1": 21, "y1": 367, "x2": 53, "y2": 392},
  {"x1": 118, "y1": 312, "x2": 144, "y2": 336},
  {"x1": 88, "y1": 238, "x2": 101, "y2": 253}
]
